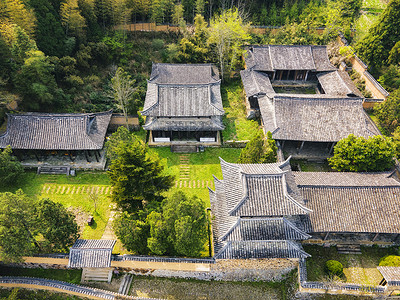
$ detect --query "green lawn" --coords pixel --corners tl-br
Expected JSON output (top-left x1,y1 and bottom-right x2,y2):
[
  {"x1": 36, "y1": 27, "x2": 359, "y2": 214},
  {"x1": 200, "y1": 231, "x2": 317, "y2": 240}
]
[
  {"x1": 221, "y1": 78, "x2": 261, "y2": 142},
  {"x1": 0, "y1": 266, "x2": 82, "y2": 284},
  {"x1": 304, "y1": 245, "x2": 397, "y2": 285},
  {"x1": 291, "y1": 159, "x2": 332, "y2": 172}
]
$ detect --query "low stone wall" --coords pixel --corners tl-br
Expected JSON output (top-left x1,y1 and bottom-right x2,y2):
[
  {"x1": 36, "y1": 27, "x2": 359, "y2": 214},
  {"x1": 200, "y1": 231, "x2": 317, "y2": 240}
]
[{"x1": 121, "y1": 259, "x2": 297, "y2": 282}]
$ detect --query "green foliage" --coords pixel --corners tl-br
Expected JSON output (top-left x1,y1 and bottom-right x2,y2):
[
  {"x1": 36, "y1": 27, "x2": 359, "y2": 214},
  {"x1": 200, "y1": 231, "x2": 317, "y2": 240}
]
[
  {"x1": 106, "y1": 127, "x2": 174, "y2": 213},
  {"x1": 113, "y1": 211, "x2": 150, "y2": 254},
  {"x1": 0, "y1": 146, "x2": 23, "y2": 186},
  {"x1": 270, "y1": 22, "x2": 325, "y2": 45},
  {"x1": 14, "y1": 50, "x2": 62, "y2": 111},
  {"x1": 356, "y1": 0, "x2": 400, "y2": 72},
  {"x1": 379, "y1": 255, "x2": 400, "y2": 267},
  {"x1": 238, "y1": 131, "x2": 277, "y2": 164},
  {"x1": 328, "y1": 134, "x2": 395, "y2": 172},
  {"x1": 0, "y1": 190, "x2": 79, "y2": 262},
  {"x1": 375, "y1": 89, "x2": 400, "y2": 132},
  {"x1": 147, "y1": 191, "x2": 208, "y2": 257},
  {"x1": 34, "y1": 199, "x2": 79, "y2": 252},
  {"x1": 208, "y1": 8, "x2": 251, "y2": 79},
  {"x1": 378, "y1": 65, "x2": 400, "y2": 93},
  {"x1": 325, "y1": 260, "x2": 343, "y2": 276}
]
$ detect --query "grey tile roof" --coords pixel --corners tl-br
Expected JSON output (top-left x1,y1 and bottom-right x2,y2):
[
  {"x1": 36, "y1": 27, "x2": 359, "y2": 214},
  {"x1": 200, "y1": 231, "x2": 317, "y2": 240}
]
[
  {"x1": 240, "y1": 69, "x2": 274, "y2": 98},
  {"x1": 245, "y1": 45, "x2": 335, "y2": 72},
  {"x1": 294, "y1": 171, "x2": 399, "y2": 187},
  {"x1": 259, "y1": 95, "x2": 376, "y2": 142},
  {"x1": 68, "y1": 239, "x2": 116, "y2": 268},
  {"x1": 0, "y1": 111, "x2": 112, "y2": 150},
  {"x1": 143, "y1": 116, "x2": 225, "y2": 131},
  {"x1": 142, "y1": 82, "x2": 224, "y2": 117},
  {"x1": 317, "y1": 71, "x2": 363, "y2": 97},
  {"x1": 149, "y1": 63, "x2": 220, "y2": 84},
  {"x1": 221, "y1": 217, "x2": 311, "y2": 241},
  {"x1": 214, "y1": 240, "x2": 310, "y2": 259},
  {"x1": 294, "y1": 172, "x2": 400, "y2": 234},
  {"x1": 378, "y1": 267, "x2": 400, "y2": 286}
]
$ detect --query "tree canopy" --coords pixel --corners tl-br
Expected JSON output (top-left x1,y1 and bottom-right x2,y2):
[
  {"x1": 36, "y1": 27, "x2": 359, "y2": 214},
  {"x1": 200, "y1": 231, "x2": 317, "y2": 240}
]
[
  {"x1": 0, "y1": 146, "x2": 23, "y2": 186},
  {"x1": 106, "y1": 127, "x2": 174, "y2": 213},
  {"x1": 0, "y1": 190, "x2": 79, "y2": 262},
  {"x1": 238, "y1": 131, "x2": 278, "y2": 164},
  {"x1": 328, "y1": 134, "x2": 395, "y2": 172},
  {"x1": 375, "y1": 89, "x2": 400, "y2": 133}
]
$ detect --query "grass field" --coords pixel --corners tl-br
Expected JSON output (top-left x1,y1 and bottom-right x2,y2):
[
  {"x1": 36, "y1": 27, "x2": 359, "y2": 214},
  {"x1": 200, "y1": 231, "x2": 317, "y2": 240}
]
[
  {"x1": 304, "y1": 245, "x2": 397, "y2": 285},
  {"x1": 221, "y1": 79, "x2": 261, "y2": 142}
]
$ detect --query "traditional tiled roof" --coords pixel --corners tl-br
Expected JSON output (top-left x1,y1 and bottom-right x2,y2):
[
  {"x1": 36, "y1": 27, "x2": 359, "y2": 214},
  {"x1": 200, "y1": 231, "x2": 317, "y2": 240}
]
[
  {"x1": 221, "y1": 217, "x2": 311, "y2": 241},
  {"x1": 259, "y1": 95, "x2": 377, "y2": 142},
  {"x1": 142, "y1": 82, "x2": 224, "y2": 117},
  {"x1": 143, "y1": 116, "x2": 225, "y2": 131},
  {"x1": 210, "y1": 158, "x2": 311, "y2": 259},
  {"x1": 219, "y1": 158, "x2": 310, "y2": 217},
  {"x1": 245, "y1": 45, "x2": 335, "y2": 72},
  {"x1": 317, "y1": 71, "x2": 363, "y2": 97},
  {"x1": 0, "y1": 111, "x2": 112, "y2": 150},
  {"x1": 214, "y1": 240, "x2": 310, "y2": 259},
  {"x1": 149, "y1": 63, "x2": 219, "y2": 84},
  {"x1": 240, "y1": 69, "x2": 274, "y2": 98},
  {"x1": 378, "y1": 267, "x2": 400, "y2": 286},
  {"x1": 68, "y1": 239, "x2": 116, "y2": 268},
  {"x1": 294, "y1": 172, "x2": 400, "y2": 234}
]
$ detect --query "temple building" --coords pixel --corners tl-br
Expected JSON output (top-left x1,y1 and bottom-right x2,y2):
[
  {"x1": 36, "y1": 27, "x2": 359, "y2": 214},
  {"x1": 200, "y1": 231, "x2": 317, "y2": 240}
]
[
  {"x1": 210, "y1": 160, "x2": 400, "y2": 260},
  {"x1": 240, "y1": 45, "x2": 378, "y2": 157},
  {"x1": 210, "y1": 158, "x2": 311, "y2": 259},
  {"x1": 141, "y1": 63, "x2": 225, "y2": 146},
  {"x1": 0, "y1": 110, "x2": 112, "y2": 169}
]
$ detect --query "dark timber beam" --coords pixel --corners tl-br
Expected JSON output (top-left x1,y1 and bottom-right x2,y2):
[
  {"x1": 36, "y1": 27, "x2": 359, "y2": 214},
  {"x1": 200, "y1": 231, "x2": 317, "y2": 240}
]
[
  {"x1": 298, "y1": 141, "x2": 305, "y2": 153},
  {"x1": 329, "y1": 142, "x2": 336, "y2": 155},
  {"x1": 372, "y1": 233, "x2": 379, "y2": 242},
  {"x1": 323, "y1": 232, "x2": 330, "y2": 241}
]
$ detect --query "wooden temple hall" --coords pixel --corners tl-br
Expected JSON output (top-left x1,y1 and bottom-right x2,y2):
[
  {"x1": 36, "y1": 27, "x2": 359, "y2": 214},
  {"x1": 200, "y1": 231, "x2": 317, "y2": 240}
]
[
  {"x1": 0, "y1": 111, "x2": 112, "y2": 169},
  {"x1": 210, "y1": 159, "x2": 400, "y2": 260},
  {"x1": 141, "y1": 63, "x2": 225, "y2": 146}
]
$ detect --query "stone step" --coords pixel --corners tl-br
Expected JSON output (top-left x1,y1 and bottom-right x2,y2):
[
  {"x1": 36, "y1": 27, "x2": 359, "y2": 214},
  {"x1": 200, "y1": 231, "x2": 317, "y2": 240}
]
[
  {"x1": 337, "y1": 244, "x2": 362, "y2": 254},
  {"x1": 171, "y1": 145, "x2": 198, "y2": 153}
]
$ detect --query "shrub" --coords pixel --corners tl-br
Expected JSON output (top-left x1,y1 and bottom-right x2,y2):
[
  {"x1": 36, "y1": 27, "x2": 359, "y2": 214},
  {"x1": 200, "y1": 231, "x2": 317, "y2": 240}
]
[
  {"x1": 379, "y1": 255, "x2": 400, "y2": 267},
  {"x1": 152, "y1": 39, "x2": 165, "y2": 51},
  {"x1": 325, "y1": 260, "x2": 343, "y2": 276}
]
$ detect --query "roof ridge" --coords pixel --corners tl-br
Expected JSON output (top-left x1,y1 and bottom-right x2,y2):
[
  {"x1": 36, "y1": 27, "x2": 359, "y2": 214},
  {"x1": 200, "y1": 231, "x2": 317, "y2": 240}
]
[{"x1": 282, "y1": 175, "x2": 312, "y2": 214}]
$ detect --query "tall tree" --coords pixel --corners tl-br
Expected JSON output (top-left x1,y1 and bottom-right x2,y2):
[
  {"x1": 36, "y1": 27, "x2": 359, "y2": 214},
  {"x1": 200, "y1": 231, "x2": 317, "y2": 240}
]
[
  {"x1": 356, "y1": 0, "x2": 400, "y2": 73},
  {"x1": 60, "y1": 0, "x2": 87, "y2": 40},
  {"x1": 29, "y1": 0, "x2": 67, "y2": 57},
  {"x1": 328, "y1": 134, "x2": 395, "y2": 172},
  {"x1": 146, "y1": 191, "x2": 208, "y2": 257},
  {"x1": 208, "y1": 8, "x2": 250, "y2": 79},
  {"x1": 238, "y1": 131, "x2": 277, "y2": 164},
  {"x1": 34, "y1": 199, "x2": 79, "y2": 252},
  {"x1": 109, "y1": 67, "x2": 137, "y2": 128},
  {"x1": 375, "y1": 89, "x2": 400, "y2": 133},
  {"x1": 0, "y1": 0, "x2": 36, "y2": 37},
  {"x1": 106, "y1": 127, "x2": 174, "y2": 213},
  {"x1": 0, "y1": 146, "x2": 23, "y2": 186}
]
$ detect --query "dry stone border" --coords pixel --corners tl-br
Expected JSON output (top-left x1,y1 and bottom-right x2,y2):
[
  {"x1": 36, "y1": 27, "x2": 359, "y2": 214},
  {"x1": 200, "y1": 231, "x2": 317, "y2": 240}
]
[{"x1": 173, "y1": 180, "x2": 214, "y2": 189}]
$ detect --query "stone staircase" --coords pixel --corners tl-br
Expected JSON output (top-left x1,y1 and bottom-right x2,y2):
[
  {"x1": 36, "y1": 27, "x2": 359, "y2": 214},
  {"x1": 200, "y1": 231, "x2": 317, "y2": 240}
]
[
  {"x1": 171, "y1": 145, "x2": 198, "y2": 153},
  {"x1": 179, "y1": 154, "x2": 190, "y2": 180},
  {"x1": 81, "y1": 268, "x2": 112, "y2": 282},
  {"x1": 336, "y1": 244, "x2": 362, "y2": 254},
  {"x1": 118, "y1": 274, "x2": 133, "y2": 295}
]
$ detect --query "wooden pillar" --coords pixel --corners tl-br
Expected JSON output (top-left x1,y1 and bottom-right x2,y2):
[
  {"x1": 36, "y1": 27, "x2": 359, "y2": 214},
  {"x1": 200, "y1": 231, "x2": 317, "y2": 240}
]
[
  {"x1": 34, "y1": 150, "x2": 40, "y2": 161},
  {"x1": 68, "y1": 151, "x2": 74, "y2": 162},
  {"x1": 281, "y1": 140, "x2": 285, "y2": 149},
  {"x1": 324, "y1": 232, "x2": 330, "y2": 241},
  {"x1": 298, "y1": 141, "x2": 305, "y2": 153},
  {"x1": 272, "y1": 71, "x2": 276, "y2": 81},
  {"x1": 94, "y1": 150, "x2": 99, "y2": 162},
  {"x1": 287, "y1": 70, "x2": 290, "y2": 80},
  {"x1": 372, "y1": 233, "x2": 379, "y2": 242},
  {"x1": 84, "y1": 150, "x2": 90, "y2": 163},
  {"x1": 329, "y1": 142, "x2": 336, "y2": 155},
  {"x1": 305, "y1": 70, "x2": 309, "y2": 81}
]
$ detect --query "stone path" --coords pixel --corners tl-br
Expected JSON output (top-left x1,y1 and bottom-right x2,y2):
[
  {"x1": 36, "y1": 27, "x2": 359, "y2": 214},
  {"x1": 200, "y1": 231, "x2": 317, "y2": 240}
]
[
  {"x1": 174, "y1": 180, "x2": 213, "y2": 189},
  {"x1": 41, "y1": 184, "x2": 112, "y2": 195},
  {"x1": 101, "y1": 203, "x2": 118, "y2": 240},
  {"x1": 178, "y1": 154, "x2": 190, "y2": 180}
]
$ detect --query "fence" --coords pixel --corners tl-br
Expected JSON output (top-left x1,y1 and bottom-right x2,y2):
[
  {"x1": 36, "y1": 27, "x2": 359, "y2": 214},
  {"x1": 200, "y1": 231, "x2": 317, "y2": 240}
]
[{"x1": 337, "y1": 34, "x2": 389, "y2": 103}]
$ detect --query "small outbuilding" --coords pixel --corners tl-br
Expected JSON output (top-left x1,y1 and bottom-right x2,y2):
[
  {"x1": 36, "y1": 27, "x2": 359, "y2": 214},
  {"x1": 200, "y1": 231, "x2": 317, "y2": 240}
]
[
  {"x1": 68, "y1": 239, "x2": 116, "y2": 282},
  {"x1": 141, "y1": 63, "x2": 225, "y2": 146},
  {"x1": 378, "y1": 266, "x2": 400, "y2": 291}
]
